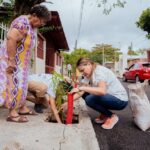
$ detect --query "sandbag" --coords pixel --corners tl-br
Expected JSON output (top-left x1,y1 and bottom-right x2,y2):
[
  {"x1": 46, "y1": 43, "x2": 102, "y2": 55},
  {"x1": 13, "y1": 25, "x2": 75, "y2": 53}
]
[{"x1": 128, "y1": 81, "x2": 150, "y2": 131}]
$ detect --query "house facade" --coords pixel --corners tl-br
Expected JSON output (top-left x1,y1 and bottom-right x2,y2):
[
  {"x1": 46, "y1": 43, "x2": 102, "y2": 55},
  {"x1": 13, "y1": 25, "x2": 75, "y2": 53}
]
[
  {"x1": 117, "y1": 53, "x2": 147, "y2": 77},
  {"x1": 31, "y1": 11, "x2": 69, "y2": 75}
]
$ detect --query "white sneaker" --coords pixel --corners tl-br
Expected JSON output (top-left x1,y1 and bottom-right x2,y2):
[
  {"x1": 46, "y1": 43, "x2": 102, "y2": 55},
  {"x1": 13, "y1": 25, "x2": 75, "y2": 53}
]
[{"x1": 101, "y1": 114, "x2": 119, "y2": 129}]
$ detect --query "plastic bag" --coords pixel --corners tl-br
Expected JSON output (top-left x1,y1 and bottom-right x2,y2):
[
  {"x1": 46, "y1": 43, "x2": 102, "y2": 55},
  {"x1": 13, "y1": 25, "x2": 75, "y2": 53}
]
[{"x1": 128, "y1": 81, "x2": 150, "y2": 131}]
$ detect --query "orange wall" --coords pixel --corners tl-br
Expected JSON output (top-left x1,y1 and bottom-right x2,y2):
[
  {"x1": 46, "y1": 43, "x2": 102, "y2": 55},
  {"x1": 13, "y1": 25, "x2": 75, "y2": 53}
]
[
  {"x1": 128, "y1": 58, "x2": 147, "y2": 67},
  {"x1": 147, "y1": 51, "x2": 150, "y2": 62}
]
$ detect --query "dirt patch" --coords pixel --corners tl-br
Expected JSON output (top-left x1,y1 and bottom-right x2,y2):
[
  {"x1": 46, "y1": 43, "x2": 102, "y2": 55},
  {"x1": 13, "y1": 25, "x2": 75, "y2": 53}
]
[{"x1": 45, "y1": 113, "x2": 79, "y2": 124}]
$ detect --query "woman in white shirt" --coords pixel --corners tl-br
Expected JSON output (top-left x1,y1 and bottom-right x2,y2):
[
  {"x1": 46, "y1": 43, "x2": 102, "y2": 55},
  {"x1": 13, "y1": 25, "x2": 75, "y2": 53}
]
[{"x1": 71, "y1": 58, "x2": 128, "y2": 129}]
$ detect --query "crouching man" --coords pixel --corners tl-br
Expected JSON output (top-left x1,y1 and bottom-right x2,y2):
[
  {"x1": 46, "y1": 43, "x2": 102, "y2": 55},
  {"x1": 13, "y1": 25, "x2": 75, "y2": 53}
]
[{"x1": 27, "y1": 74, "x2": 62, "y2": 123}]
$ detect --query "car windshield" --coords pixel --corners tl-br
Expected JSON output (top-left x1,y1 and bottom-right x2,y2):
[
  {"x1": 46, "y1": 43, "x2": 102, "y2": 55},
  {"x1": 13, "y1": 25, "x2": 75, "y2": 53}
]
[{"x1": 143, "y1": 64, "x2": 150, "y2": 67}]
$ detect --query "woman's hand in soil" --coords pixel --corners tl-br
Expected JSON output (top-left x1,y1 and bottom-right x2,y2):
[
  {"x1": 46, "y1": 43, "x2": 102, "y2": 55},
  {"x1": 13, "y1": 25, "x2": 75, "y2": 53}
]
[{"x1": 70, "y1": 88, "x2": 80, "y2": 93}]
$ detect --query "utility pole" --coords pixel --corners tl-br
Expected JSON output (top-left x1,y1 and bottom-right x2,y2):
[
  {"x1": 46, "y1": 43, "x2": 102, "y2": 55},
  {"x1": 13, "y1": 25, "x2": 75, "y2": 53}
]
[
  {"x1": 114, "y1": 49, "x2": 116, "y2": 63},
  {"x1": 102, "y1": 44, "x2": 105, "y2": 65},
  {"x1": 114, "y1": 42, "x2": 121, "y2": 75},
  {"x1": 114, "y1": 49, "x2": 116, "y2": 74}
]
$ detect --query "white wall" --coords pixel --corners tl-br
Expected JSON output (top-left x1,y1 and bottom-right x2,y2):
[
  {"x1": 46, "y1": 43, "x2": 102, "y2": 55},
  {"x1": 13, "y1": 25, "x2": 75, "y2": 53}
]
[
  {"x1": 118, "y1": 53, "x2": 127, "y2": 78},
  {"x1": 54, "y1": 53, "x2": 63, "y2": 74},
  {"x1": 117, "y1": 53, "x2": 147, "y2": 78},
  {"x1": 35, "y1": 57, "x2": 45, "y2": 73},
  {"x1": 55, "y1": 65, "x2": 61, "y2": 74},
  {"x1": 35, "y1": 40, "x2": 46, "y2": 74}
]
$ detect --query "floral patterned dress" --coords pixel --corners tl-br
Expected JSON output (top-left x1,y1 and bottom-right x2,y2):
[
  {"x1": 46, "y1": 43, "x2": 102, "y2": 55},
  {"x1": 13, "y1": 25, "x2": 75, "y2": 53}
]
[{"x1": 0, "y1": 16, "x2": 35, "y2": 109}]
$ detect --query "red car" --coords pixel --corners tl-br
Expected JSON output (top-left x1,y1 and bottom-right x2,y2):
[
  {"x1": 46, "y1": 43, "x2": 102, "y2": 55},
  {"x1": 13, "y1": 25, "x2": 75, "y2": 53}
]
[{"x1": 122, "y1": 62, "x2": 150, "y2": 82}]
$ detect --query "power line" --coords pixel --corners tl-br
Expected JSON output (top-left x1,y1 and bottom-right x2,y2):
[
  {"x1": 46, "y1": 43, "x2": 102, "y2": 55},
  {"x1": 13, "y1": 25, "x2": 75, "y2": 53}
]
[
  {"x1": 74, "y1": 0, "x2": 85, "y2": 49},
  {"x1": 69, "y1": 0, "x2": 77, "y2": 49}
]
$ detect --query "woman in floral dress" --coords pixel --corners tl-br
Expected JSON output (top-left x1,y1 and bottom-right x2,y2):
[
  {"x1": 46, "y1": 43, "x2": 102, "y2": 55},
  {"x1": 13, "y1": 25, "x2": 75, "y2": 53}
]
[{"x1": 0, "y1": 5, "x2": 51, "y2": 122}]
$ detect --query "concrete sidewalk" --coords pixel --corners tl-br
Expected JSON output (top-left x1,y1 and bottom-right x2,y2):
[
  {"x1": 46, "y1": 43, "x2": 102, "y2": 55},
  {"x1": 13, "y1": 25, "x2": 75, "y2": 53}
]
[{"x1": 0, "y1": 100, "x2": 100, "y2": 150}]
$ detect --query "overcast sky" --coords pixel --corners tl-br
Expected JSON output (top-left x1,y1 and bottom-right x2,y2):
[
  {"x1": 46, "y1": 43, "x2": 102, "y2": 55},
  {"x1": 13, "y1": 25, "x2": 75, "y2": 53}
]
[{"x1": 45, "y1": 0, "x2": 150, "y2": 53}]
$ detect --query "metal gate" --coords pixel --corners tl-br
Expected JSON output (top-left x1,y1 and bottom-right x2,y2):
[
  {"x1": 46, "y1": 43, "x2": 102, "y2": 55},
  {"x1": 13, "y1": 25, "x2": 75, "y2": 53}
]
[{"x1": 0, "y1": 22, "x2": 8, "y2": 47}]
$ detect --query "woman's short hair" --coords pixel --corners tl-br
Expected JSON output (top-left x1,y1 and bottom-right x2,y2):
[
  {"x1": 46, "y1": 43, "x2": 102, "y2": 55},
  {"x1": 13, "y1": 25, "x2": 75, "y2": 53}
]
[
  {"x1": 76, "y1": 58, "x2": 93, "y2": 67},
  {"x1": 30, "y1": 5, "x2": 51, "y2": 22}
]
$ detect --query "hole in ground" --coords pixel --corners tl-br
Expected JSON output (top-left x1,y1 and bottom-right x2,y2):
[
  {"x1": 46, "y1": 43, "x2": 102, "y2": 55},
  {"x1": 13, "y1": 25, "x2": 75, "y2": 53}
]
[{"x1": 45, "y1": 113, "x2": 79, "y2": 124}]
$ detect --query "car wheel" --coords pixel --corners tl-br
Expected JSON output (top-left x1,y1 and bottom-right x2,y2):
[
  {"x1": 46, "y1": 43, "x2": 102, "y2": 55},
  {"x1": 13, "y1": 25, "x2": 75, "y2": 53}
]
[
  {"x1": 122, "y1": 75, "x2": 127, "y2": 82},
  {"x1": 135, "y1": 76, "x2": 140, "y2": 83}
]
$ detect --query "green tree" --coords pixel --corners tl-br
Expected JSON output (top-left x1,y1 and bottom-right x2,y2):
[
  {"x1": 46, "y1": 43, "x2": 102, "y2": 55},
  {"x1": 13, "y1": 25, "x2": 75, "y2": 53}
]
[
  {"x1": 91, "y1": 44, "x2": 121, "y2": 64},
  {"x1": 136, "y1": 48, "x2": 149, "y2": 55},
  {"x1": 127, "y1": 49, "x2": 137, "y2": 55},
  {"x1": 136, "y1": 8, "x2": 150, "y2": 39},
  {"x1": 0, "y1": 0, "x2": 14, "y2": 24},
  {"x1": 127, "y1": 45, "x2": 137, "y2": 55},
  {"x1": 63, "y1": 44, "x2": 122, "y2": 71},
  {"x1": 0, "y1": 0, "x2": 52, "y2": 23},
  {"x1": 62, "y1": 48, "x2": 90, "y2": 73},
  {"x1": 14, "y1": 0, "x2": 53, "y2": 16},
  {"x1": 97, "y1": 0, "x2": 126, "y2": 15},
  {"x1": 0, "y1": 0, "x2": 126, "y2": 23}
]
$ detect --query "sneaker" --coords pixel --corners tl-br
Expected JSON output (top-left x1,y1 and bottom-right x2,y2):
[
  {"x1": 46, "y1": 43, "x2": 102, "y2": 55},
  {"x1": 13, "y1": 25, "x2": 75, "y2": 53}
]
[
  {"x1": 34, "y1": 104, "x2": 43, "y2": 113},
  {"x1": 101, "y1": 114, "x2": 119, "y2": 129},
  {"x1": 94, "y1": 114, "x2": 107, "y2": 124}
]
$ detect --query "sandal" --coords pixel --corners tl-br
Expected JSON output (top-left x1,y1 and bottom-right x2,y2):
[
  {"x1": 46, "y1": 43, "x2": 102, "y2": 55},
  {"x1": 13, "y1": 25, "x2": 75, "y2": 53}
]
[
  {"x1": 19, "y1": 109, "x2": 38, "y2": 115},
  {"x1": 7, "y1": 115, "x2": 28, "y2": 123}
]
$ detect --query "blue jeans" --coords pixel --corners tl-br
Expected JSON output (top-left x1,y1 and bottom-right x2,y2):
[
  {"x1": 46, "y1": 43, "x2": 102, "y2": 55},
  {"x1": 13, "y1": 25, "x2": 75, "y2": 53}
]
[{"x1": 82, "y1": 93, "x2": 128, "y2": 117}]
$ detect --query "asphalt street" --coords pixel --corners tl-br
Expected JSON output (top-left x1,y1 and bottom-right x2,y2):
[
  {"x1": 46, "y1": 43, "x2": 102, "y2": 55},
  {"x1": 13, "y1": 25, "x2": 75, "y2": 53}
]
[{"x1": 90, "y1": 80, "x2": 150, "y2": 150}]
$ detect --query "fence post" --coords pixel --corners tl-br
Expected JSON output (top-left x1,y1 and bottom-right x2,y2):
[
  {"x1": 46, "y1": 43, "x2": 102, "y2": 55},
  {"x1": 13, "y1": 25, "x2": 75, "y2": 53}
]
[{"x1": 0, "y1": 22, "x2": 8, "y2": 47}]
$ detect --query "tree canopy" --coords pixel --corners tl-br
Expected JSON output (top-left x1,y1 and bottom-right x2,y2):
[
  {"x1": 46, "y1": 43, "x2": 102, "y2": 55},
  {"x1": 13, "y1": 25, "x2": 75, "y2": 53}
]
[
  {"x1": 0, "y1": 0, "x2": 126, "y2": 24},
  {"x1": 97, "y1": 0, "x2": 126, "y2": 15},
  {"x1": 62, "y1": 48, "x2": 90, "y2": 73},
  {"x1": 91, "y1": 44, "x2": 121, "y2": 64},
  {"x1": 0, "y1": 0, "x2": 14, "y2": 24},
  {"x1": 62, "y1": 44, "x2": 122, "y2": 73},
  {"x1": 136, "y1": 8, "x2": 150, "y2": 39},
  {"x1": 0, "y1": 0, "x2": 52, "y2": 24}
]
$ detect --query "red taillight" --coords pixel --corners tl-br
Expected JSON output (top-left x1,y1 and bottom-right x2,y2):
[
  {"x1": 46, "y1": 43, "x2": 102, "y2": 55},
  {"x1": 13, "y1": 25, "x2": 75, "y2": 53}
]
[
  {"x1": 145, "y1": 69, "x2": 148, "y2": 73},
  {"x1": 143, "y1": 68, "x2": 149, "y2": 73}
]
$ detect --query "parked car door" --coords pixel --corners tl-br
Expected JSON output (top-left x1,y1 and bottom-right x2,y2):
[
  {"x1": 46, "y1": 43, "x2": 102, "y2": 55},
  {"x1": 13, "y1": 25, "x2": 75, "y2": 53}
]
[
  {"x1": 141, "y1": 63, "x2": 150, "y2": 80},
  {"x1": 132, "y1": 63, "x2": 142, "y2": 80},
  {"x1": 126, "y1": 64, "x2": 135, "y2": 80}
]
